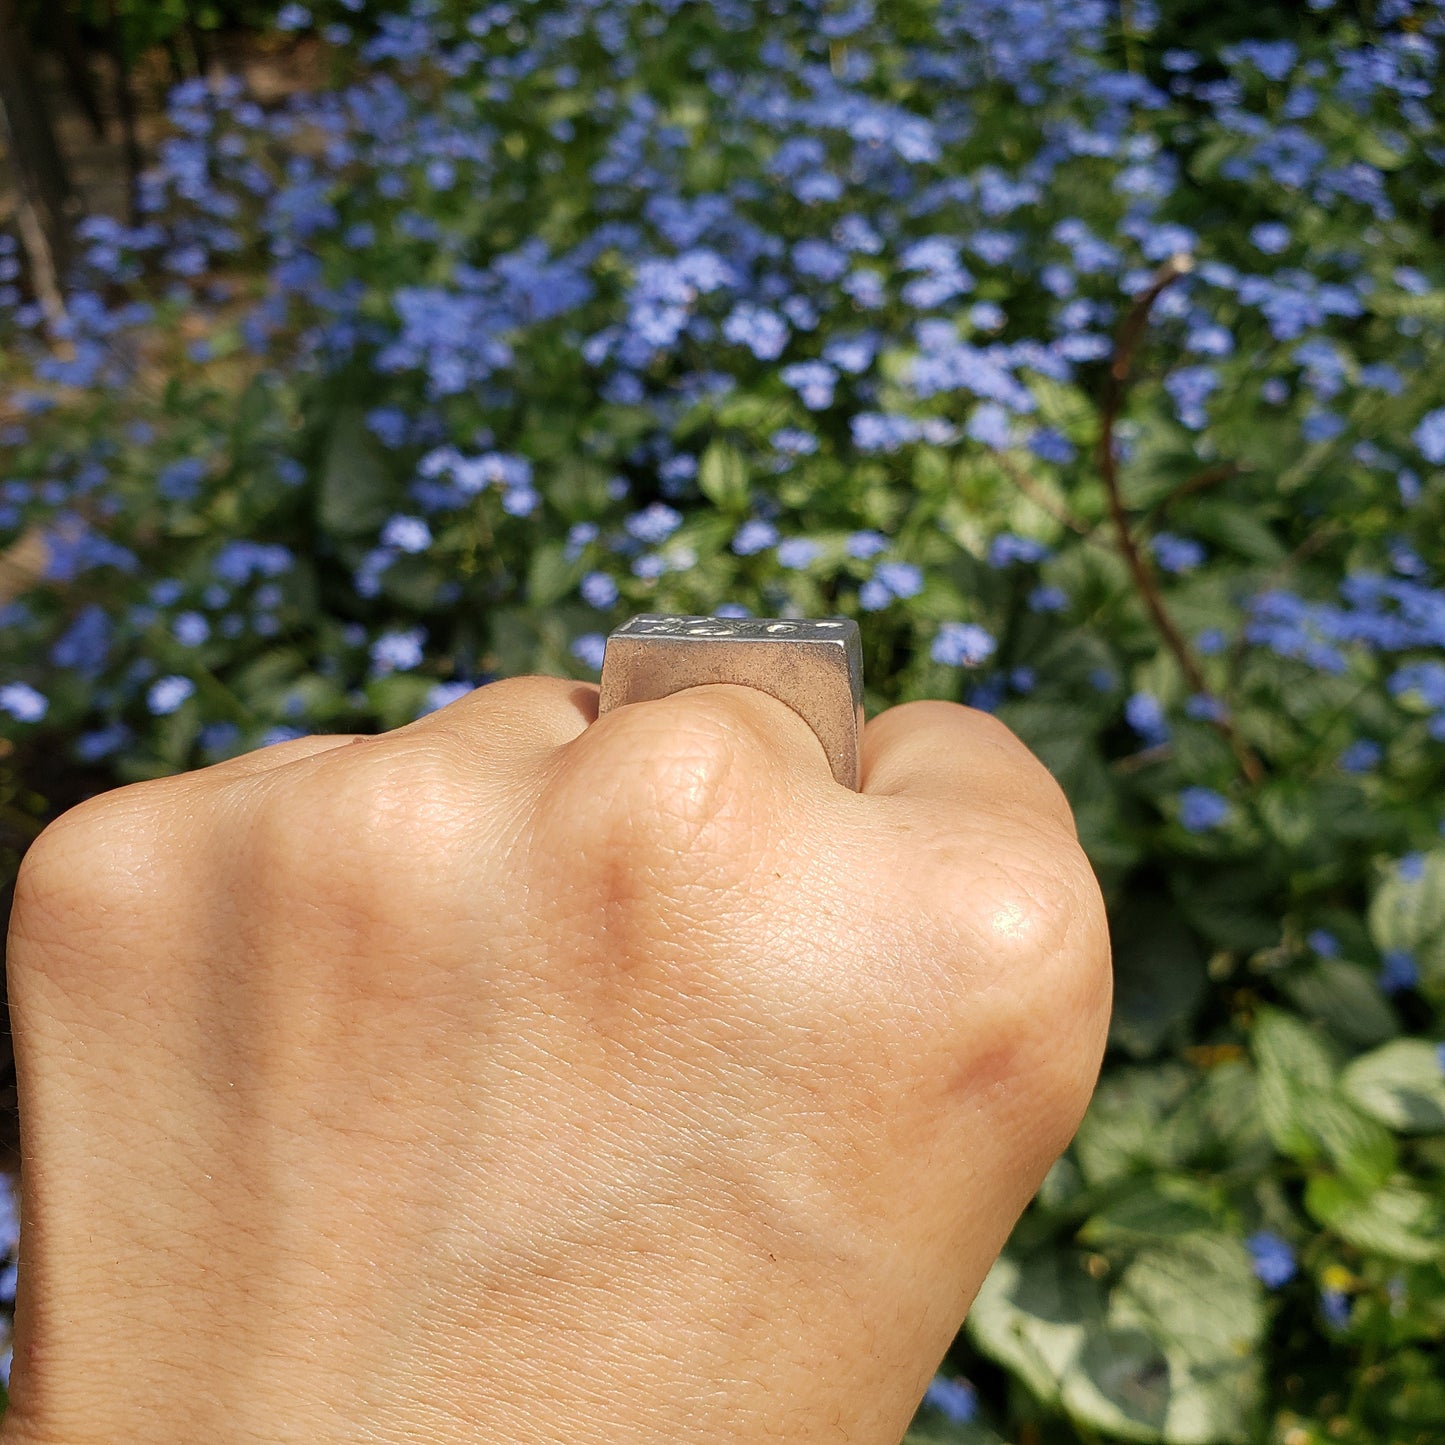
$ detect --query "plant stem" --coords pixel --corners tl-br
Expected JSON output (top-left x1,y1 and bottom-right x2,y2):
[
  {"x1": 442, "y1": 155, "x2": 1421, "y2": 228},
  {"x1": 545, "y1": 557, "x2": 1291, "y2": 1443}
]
[{"x1": 1098, "y1": 254, "x2": 1264, "y2": 785}]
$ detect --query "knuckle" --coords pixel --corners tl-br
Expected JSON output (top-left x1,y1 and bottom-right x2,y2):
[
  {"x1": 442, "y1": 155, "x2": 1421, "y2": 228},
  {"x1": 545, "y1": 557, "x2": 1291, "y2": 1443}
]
[
  {"x1": 536, "y1": 694, "x2": 787, "y2": 948},
  {"x1": 11, "y1": 784, "x2": 175, "y2": 945},
  {"x1": 988, "y1": 842, "x2": 1111, "y2": 1133},
  {"x1": 239, "y1": 739, "x2": 467, "y2": 930},
  {"x1": 579, "y1": 694, "x2": 775, "y2": 857},
  {"x1": 916, "y1": 830, "x2": 1111, "y2": 1135}
]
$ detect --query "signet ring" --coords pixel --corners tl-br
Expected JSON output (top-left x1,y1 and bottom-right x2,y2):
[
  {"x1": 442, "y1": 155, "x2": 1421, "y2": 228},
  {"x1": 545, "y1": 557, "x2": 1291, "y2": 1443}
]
[{"x1": 596, "y1": 614, "x2": 865, "y2": 790}]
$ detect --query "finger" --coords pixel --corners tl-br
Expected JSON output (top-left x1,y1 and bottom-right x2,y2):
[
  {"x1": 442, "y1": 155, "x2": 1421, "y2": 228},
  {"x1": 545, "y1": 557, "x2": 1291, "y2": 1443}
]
[
  {"x1": 565, "y1": 680, "x2": 839, "y2": 799},
  {"x1": 398, "y1": 675, "x2": 600, "y2": 770},
  {"x1": 860, "y1": 700, "x2": 1076, "y2": 838},
  {"x1": 194, "y1": 733, "x2": 369, "y2": 782}
]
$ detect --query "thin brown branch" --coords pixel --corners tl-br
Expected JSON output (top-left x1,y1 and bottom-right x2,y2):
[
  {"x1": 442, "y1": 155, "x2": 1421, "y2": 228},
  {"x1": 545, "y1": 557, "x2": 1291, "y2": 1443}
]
[
  {"x1": 995, "y1": 453, "x2": 1097, "y2": 540},
  {"x1": 1098, "y1": 254, "x2": 1264, "y2": 785},
  {"x1": 1143, "y1": 459, "x2": 1248, "y2": 528}
]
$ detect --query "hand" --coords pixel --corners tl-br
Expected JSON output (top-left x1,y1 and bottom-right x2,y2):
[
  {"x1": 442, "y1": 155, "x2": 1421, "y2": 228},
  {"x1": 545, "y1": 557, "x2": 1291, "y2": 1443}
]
[{"x1": 2, "y1": 678, "x2": 1109, "y2": 1444}]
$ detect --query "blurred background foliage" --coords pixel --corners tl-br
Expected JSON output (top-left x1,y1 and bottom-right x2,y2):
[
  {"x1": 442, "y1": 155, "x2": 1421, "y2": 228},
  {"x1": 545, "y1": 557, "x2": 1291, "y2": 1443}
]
[{"x1": 1, "y1": 1, "x2": 1444, "y2": 1441}]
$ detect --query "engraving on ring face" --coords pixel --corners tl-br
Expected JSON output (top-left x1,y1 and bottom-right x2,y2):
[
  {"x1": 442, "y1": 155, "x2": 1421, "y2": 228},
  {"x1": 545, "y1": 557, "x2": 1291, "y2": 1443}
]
[{"x1": 618, "y1": 614, "x2": 851, "y2": 642}]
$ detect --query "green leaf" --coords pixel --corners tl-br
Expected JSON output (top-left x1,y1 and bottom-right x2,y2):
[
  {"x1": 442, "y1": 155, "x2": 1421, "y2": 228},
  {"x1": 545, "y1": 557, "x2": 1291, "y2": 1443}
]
[
  {"x1": 364, "y1": 673, "x2": 433, "y2": 730},
  {"x1": 1108, "y1": 1235, "x2": 1265, "y2": 1444},
  {"x1": 1186, "y1": 500, "x2": 1285, "y2": 564},
  {"x1": 1342, "y1": 1041, "x2": 1445, "y2": 1134},
  {"x1": 1281, "y1": 959, "x2": 1400, "y2": 1049},
  {"x1": 1306, "y1": 1176, "x2": 1444, "y2": 1263},
  {"x1": 1108, "y1": 901, "x2": 1208, "y2": 1059},
  {"x1": 1073, "y1": 1065, "x2": 1196, "y2": 1186},
  {"x1": 1062, "y1": 1327, "x2": 1172, "y2": 1442},
  {"x1": 1170, "y1": 868, "x2": 1281, "y2": 953},
  {"x1": 526, "y1": 541, "x2": 577, "y2": 608},
  {"x1": 1079, "y1": 1178, "x2": 1218, "y2": 1247},
  {"x1": 1252, "y1": 1009, "x2": 1395, "y2": 1185},
  {"x1": 317, "y1": 405, "x2": 392, "y2": 536},
  {"x1": 697, "y1": 440, "x2": 750, "y2": 512},
  {"x1": 1369, "y1": 850, "x2": 1445, "y2": 991},
  {"x1": 965, "y1": 1251, "x2": 1103, "y2": 1407}
]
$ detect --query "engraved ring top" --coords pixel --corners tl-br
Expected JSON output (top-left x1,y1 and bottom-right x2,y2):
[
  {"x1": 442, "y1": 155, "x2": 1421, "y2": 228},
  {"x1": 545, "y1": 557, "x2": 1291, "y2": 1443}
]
[{"x1": 596, "y1": 614, "x2": 865, "y2": 790}]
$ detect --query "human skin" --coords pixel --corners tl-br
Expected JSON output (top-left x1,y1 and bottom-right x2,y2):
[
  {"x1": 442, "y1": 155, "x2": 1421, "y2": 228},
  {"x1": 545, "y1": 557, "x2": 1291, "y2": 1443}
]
[{"x1": 1, "y1": 677, "x2": 1110, "y2": 1444}]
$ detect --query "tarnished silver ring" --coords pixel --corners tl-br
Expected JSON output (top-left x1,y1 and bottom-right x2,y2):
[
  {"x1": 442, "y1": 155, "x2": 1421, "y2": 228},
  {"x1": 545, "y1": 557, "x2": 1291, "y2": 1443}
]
[{"x1": 596, "y1": 614, "x2": 865, "y2": 790}]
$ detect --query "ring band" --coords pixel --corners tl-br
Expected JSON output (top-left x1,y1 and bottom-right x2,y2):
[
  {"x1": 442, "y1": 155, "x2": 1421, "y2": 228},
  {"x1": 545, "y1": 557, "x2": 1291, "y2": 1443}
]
[{"x1": 596, "y1": 614, "x2": 865, "y2": 790}]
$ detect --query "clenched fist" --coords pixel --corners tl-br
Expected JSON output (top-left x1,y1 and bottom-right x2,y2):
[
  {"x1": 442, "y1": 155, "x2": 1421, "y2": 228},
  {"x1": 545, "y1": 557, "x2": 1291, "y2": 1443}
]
[{"x1": 2, "y1": 678, "x2": 1109, "y2": 1444}]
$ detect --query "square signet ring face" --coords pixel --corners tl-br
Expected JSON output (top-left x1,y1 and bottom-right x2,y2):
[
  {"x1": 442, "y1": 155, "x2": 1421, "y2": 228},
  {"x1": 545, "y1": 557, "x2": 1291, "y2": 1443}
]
[{"x1": 596, "y1": 614, "x2": 865, "y2": 790}]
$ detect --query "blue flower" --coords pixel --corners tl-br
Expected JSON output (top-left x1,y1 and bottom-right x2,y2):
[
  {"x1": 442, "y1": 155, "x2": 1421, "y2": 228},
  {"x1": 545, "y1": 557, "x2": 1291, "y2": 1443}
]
[
  {"x1": 212, "y1": 541, "x2": 292, "y2": 585},
  {"x1": 988, "y1": 533, "x2": 1050, "y2": 568},
  {"x1": 0, "y1": 682, "x2": 47, "y2": 723},
  {"x1": 1125, "y1": 692, "x2": 1170, "y2": 746},
  {"x1": 846, "y1": 530, "x2": 889, "y2": 559},
  {"x1": 1413, "y1": 409, "x2": 1445, "y2": 465},
  {"x1": 852, "y1": 413, "x2": 920, "y2": 453},
  {"x1": 1028, "y1": 428, "x2": 1076, "y2": 464},
  {"x1": 565, "y1": 522, "x2": 599, "y2": 560},
  {"x1": 922, "y1": 1375, "x2": 977, "y2": 1424},
  {"x1": 1249, "y1": 222, "x2": 1292, "y2": 254},
  {"x1": 76, "y1": 723, "x2": 132, "y2": 761},
  {"x1": 932, "y1": 623, "x2": 996, "y2": 668},
  {"x1": 581, "y1": 571, "x2": 619, "y2": 608},
  {"x1": 967, "y1": 403, "x2": 1013, "y2": 450},
  {"x1": 51, "y1": 605, "x2": 112, "y2": 676},
  {"x1": 866, "y1": 561, "x2": 924, "y2": 605},
  {"x1": 722, "y1": 304, "x2": 788, "y2": 361},
  {"x1": 1029, "y1": 584, "x2": 1069, "y2": 614},
  {"x1": 1339, "y1": 740, "x2": 1383, "y2": 774},
  {"x1": 173, "y1": 611, "x2": 210, "y2": 647},
  {"x1": 1179, "y1": 786, "x2": 1230, "y2": 832},
  {"x1": 771, "y1": 428, "x2": 818, "y2": 457},
  {"x1": 275, "y1": 3, "x2": 312, "y2": 30},
  {"x1": 420, "y1": 681, "x2": 472, "y2": 715},
  {"x1": 626, "y1": 503, "x2": 683, "y2": 545},
  {"x1": 731, "y1": 520, "x2": 779, "y2": 556},
  {"x1": 1152, "y1": 533, "x2": 1205, "y2": 574},
  {"x1": 146, "y1": 675, "x2": 195, "y2": 716},
  {"x1": 369, "y1": 627, "x2": 426, "y2": 675},
  {"x1": 1247, "y1": 1231, "x2": 1297, "y2": 1289},
  {"x1": 260, "y1": 726, "x2": 307, "y2": 747},
  {"x1": 822, "y1": 334, "x2": 877, "y2": 374},
  {"x1": 1185, "y1": 694, "x2": 1227, "y2": 723},
  {"x1": 158, "y1": 457, "x2": 207, "y2": 501},
  {"x1": 1307, "y1": 929, "x2": 1340, "y2": 958},
  {"x1": 366, "y1": 406, "x2": 410, "y2": 448},
  {"x1": 571, "y1": 633, "x2": 606, "y2": 671},
  {"x1": 1398, "y1": 852, "x2": 1426, "y2": 882},
  {"x1": 1321, "y1": 1289, "x2": 1350, "y2": 1330},
  {"x1": 776, "y1": 538, "x2": 822, "y2": 569},
  {"x1": 781, "y1": 360, "x2": 837, "y2": 411},
  {"x1": 1379, "y1": 949, "x2": 1418, "y2": 995},
  {"x1": 380, "y1": 515, "x2": 432, "y2": 554}
]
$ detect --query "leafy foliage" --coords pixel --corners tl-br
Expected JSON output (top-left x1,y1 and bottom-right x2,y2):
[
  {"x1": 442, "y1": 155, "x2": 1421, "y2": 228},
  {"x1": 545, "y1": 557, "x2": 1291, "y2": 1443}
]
[{"x1": 2, "y1": 0, "x2": 1445, "y2": 1439}]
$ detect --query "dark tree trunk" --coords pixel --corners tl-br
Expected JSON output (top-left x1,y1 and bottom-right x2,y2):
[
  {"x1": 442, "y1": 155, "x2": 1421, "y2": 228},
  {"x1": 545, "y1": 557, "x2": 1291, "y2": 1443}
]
[
  {"x1": 186, "y1": 3, "x2": 212, "y2": 77},
  {"x1": 0, "y1": 0, "x2": 74, "y2": 322},
  {"x1": 104, "y1": 0, "x2": 144, "y2": 224},
  {"x1": 46, "y1": 7, "x2": 108, "y2": 140}
]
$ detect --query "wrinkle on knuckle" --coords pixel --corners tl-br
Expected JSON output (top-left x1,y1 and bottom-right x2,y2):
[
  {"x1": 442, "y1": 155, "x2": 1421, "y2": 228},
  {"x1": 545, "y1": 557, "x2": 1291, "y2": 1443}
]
[{"x1": 570, "y1": 701, "x2": 775, "y2": 880}]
